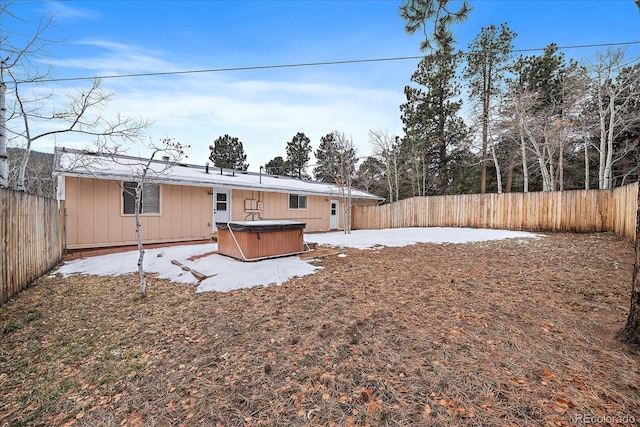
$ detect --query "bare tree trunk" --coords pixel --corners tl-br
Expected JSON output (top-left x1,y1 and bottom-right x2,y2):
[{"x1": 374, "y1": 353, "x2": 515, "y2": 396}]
[
  {"x1": 604, "y1": 94, "x2": 616, "y2": 189},
  {"x1": 558, "y1": 135, "x2": 564, "y2": 192},
  {"x1": 385, "y1": 156, "x2": 394, "y2": 203},
  {"x1": 585, "y1": 141, "x2": 590, "y2": 190},
  {"x1": 524, "y1": 118, "x2": 553, "y2": 192},
  {"x1": 393, "y1": 152, "x2": 399, "y2": 202},
  {"x1": 15, "y1": 88, "x2": 34, "y2": 192},
  {"x1": 622, "y1": 157, "x2": 630, "y2": 186},
  {"x1": 480, "y1": 103, "x2": 488, "y2": 194},
  {"x1": 491, "y1": 144, "x2": 502, "y2": 194},
  {"x1": 618, "y1": 177, "x2": 640, "y2": 344},
  {"x1": 597, "y1": 86, "x2": 608, "y2": 189},
  {"x1": 519, "y1": 118, "x2": 529, "y2": 193},
  {"x1": 537, "y1": 153, "x2": 552, "y2": 191},
  {"x1": 422, "y1": 155, "x2": 427, "y2": 196},
  {"x1": 0, "y1": 80, "x2": 7, "y2": 189},
  {"x1": 339, "y1": 178, "x2": 354, "y2": 234},
  {"x1": 135, "y1": 183, "x2": 147, "y2": 297},
  {"x1": 506, "y1": 155, "x2": 515, "y2": 193},
  {"x1": 547, "y1": 141, "x2": 555, "y2": 191}
]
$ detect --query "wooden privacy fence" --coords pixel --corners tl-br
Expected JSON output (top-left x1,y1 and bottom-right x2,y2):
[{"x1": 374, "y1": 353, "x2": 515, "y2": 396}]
[
  {"x1": 352, "y1": 183, "x2": 638, "y2": 240},
  {"x1": 1, "y1": 188, "x2": 63, "y2": 305}
]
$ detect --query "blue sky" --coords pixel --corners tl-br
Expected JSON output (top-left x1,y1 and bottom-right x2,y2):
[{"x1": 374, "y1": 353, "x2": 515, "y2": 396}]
[{"x1": 5, "y1": 0, "x2": 640, "y2": 171}]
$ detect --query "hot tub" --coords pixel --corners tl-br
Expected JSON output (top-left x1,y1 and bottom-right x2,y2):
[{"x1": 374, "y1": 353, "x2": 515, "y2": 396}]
[{"x1": 216, "y1": 220, "x2": 306, "y2": 261}]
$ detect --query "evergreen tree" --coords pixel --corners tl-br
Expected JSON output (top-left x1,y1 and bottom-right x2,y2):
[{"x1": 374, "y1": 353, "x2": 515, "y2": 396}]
[
  {"x1": 314, "y1": 132, "x2": 341, "y2": 183},
  {"x1": 285, "y1": 132, "x2": 312, "y2": 179},
  {"x1": 463, "y1": 23, "x2": 516, "y2": 193},
  {"x1": 400, "y1": 44, "x2": 469, "y2": 194},
  {"x1": 354, "y1": 157, "x2": 389, "y2": 200},
  {"x1": 264, "y1": 156, "x2": 290, "y2": 176},
  {"x1": 400, "y1": 0, "x2": 471, "y2": 51},
  {"x1": 209, "y1": 134, "x2": 249, "y2": 171}
]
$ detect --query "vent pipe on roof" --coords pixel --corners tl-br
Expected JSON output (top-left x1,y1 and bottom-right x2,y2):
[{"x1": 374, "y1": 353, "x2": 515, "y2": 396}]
[
  {"x1": 259, "y1": 166, "x2": 263, "y2": 184},
  {"x1": 205, "y1": 162, "x2": 209, "y2": 174},
  {"x1": 162, "y1": 156, "x2": 170, "y2": 162}
]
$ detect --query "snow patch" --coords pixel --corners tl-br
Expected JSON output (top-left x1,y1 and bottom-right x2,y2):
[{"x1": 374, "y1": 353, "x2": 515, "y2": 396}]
[
  {"x1": 56, "y1": 227, "x2": 540, "y2": 292},
  {"x1": 306, "y1": 227, "x2": 540, "y2": 250}
]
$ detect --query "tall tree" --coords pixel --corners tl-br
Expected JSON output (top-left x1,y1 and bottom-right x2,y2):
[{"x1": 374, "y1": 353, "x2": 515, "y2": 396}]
[
  {"x1": 354, "y1": 156, "x2": 388, "y2": 200},
  {"x1": 286, "y1": 132, "x2": 311, "y2": 179},
  {"x1": 60, "y1": 138, "x2": 187, "y2": 297},
  {"x1": 264, "y1": 156, "x2": 290, "y2": 176},
  {"x1": 401, "y1": 44, "x2": 468, "y2": 195},
  {"x1": 0, "y1": 68, "x2": 6, "y2": 189},
  {"x1": 369, "y1": 129, "x2": 401, "y2": 202},
  {"x1": 0, "y1": 2, "x2": 49, "y2": 189},
  {"x1": 619, "y1": 178, "x2": 640, "y2": 345},
  {"x1": 7, "y1": 148, "x2": 55, "y2": 198},
  {"x1": 400, "y1": 0, "x2": 471, "y2": 51},
  {"x1": 330, "y1": 131, "x2": 358, "y2": 234},
  {"x1": 128, "y1": 138, "x2": 186, "y2": 297},
  {"x1": 463, "y1": 23, "x2": 516, "y2": 193},
  {"x1": 584, "y1": 49, "x2": 640, "y2": 189},
  {"x1": 501, "y1": 44, "x2": 576, "y2": 192},
  {"x1": 209, "y1": 134, "x2": 249, "y2": 171},
  {"x1": 1, "y1": 6, "x2": 149, "y2": 191},
  {"x1": 314, "y1": 132, "x2": 354, "y2": 183}
]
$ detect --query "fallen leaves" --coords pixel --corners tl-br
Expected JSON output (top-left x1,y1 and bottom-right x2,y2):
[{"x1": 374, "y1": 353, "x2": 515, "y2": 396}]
[{"x1": 1, "y1": 233, "x2": 639, "y2": 426}]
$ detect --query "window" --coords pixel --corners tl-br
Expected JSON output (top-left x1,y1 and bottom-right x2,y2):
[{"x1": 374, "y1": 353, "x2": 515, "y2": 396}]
[
  {"x1": 289, "y1": 194, "x2": 308, "y2": 209},
  {"x1": 216, "y1": 192, "x2": 227, "y2": 212},
  {"x1": 123, "y1": 182, "x2": 160, "y2": 214}
]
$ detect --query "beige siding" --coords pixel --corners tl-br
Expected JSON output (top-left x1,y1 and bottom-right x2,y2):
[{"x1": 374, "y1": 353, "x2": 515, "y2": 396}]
[
  {"x1": 64, "y1": 177, "x2": 378, "y2": 248},
  {"x1": 231, "y1": 190, "x2": 339, "y2": 231},
  {"x1": 64, "y1": 177, "x2": 213, "y2": 249}
]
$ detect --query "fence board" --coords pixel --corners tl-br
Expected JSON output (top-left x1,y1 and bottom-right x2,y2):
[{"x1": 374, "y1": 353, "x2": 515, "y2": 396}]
[
  {"x1": 352, "y1": 183, "x2": 638, "y2": 240},
  {"x1": 1, "y1": 189, "x2": 63, "y2": 305}
]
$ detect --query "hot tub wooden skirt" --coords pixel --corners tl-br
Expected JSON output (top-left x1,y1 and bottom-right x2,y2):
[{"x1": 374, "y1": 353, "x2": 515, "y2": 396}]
[{"x1": 216, "y1": 220, "x2": 306, "y2": 261}]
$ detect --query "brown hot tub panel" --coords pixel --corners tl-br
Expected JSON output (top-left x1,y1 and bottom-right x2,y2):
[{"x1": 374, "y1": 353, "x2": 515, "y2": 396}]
[{"x1": 216, "y1": 220, "x2": 306, "y2": 261}]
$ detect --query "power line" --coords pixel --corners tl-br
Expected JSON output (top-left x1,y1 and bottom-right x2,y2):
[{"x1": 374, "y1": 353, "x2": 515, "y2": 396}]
[{"x1": 22, "y1": 40, "x2": 640, "y2": 84}]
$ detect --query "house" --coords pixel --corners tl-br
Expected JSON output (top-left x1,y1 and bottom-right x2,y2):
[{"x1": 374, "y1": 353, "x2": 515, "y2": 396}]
[{"x1": 53, "y1": 147, "x2": 382, "y2": 250}]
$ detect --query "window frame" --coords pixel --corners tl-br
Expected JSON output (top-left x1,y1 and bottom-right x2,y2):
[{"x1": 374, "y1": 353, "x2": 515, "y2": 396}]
[
  {"x1": 288, "y1": 193, "x2": 308, "y2": 210},
  {"x1": 122, "y1": 181, "x2": 161, "y2": 215}
]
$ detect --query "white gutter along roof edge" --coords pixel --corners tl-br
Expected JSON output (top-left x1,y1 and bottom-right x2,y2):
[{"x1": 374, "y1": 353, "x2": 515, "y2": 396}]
[{"x1": 54, "y1": 148, "x2": 383, "y2": 200}]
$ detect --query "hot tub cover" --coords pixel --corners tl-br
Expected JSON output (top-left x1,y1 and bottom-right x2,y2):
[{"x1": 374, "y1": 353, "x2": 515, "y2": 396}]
[{"x1": 216, "y1": 220, "x2": 306, "y2": 232}]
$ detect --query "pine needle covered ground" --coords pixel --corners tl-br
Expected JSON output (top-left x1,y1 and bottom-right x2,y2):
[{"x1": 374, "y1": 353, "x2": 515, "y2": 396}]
[{"x1": 1, "y1": 232, "x2": 639, "y2": 426}]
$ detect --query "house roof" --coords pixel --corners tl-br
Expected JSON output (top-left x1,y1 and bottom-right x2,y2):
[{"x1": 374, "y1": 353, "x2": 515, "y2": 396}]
[{"x1": 53, "y1": 147, "x2": 382, "y2": 200}]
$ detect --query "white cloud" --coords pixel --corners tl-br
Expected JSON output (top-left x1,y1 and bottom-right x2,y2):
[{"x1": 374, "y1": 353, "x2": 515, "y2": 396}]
[
  {"x1": 26, "y1": 38, "x2": 407, "y2": 170},
  {"x1": 46, "y1": 69, "x2": 406, "y2": 169},
  {"x1": 47, "y1": 40, "x2": 167, "y2": 73},
  {"x1": 44, "y1": 1, "x2": 97, "y2": 20}
]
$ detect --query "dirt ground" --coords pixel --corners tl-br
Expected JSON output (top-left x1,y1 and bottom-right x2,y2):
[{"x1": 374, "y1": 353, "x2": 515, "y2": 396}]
[{"x1": 1, "y1": 232, "x2": 639, "y2": 426}]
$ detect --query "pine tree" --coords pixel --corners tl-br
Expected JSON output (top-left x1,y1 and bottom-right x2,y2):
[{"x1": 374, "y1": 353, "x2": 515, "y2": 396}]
[
  {"x1": 209, "y1": 134, "x2": 249, "y2": 171},
  {"x1": 463, "y1": 23, "x2": 516, "y2": 194},
  {"x1": 355, "y1": 157, "x2": 389, "y2": 201},
  {"x1": 314, "y1": 133, "x2": 341, "y2": 183},
  {"x1": 400, "y1": 44, "x2": 468, "y2": 194},
  {"x1": 264, "y1": 156, "x2": 290, "y2": 176},
  {"x1": 285, "y1": 132, "x2": 312, "y2": 179},
  {"x1": 400, "y1": 0, "x2": 471, "y2": 51}
]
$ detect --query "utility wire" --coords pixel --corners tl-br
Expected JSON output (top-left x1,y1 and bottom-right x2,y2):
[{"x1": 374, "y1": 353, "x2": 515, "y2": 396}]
[{"x1": 21, "y1": 40, "x2": 640, "y2": 84}]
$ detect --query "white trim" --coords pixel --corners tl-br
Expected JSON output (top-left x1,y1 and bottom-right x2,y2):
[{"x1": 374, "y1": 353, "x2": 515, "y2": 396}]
[
  {"x1": 329, "y1": 200, "x2": 339, "y2": 230},
  {"x1": 213, "y1": 188, "x2": 231, "y2": 228},
  {"x1": 56, "y1": 175, "x2": 66, "y2": 201}
]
